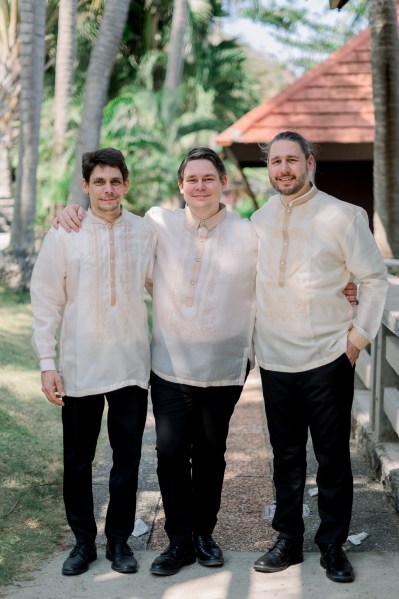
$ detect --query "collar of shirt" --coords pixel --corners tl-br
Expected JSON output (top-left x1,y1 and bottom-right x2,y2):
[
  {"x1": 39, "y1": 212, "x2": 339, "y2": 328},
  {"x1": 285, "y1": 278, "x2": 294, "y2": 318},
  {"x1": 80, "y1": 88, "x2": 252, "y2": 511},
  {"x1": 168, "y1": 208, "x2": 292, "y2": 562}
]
[
  {"x1": 279, "y1": 184, "x2": 318, "y2": 209},
  {"x1": 185, "y1": 203, "x2": 227, "y2": 230},
  {"x1": 87, "y1": 206, "x2": 124, "y2": 226}
]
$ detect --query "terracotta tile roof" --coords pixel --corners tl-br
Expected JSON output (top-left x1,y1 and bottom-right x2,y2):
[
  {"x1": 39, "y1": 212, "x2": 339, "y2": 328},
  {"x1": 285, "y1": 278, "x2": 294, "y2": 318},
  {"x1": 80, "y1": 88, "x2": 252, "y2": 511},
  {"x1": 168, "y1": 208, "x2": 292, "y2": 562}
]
[{"x1": 216, "y1": 25, "x2": 374, "y2": 146}]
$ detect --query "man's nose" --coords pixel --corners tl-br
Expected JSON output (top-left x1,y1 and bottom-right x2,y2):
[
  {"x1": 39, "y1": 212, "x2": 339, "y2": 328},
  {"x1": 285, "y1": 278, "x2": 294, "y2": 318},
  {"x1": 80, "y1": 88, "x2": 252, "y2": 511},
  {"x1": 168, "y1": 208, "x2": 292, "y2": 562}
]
[
  {"x1": 280, "y1": 160, "x2": 291, "y2": 172},
  {"x1": 103, "y1": 181, "x2": 113, "y2": 192}
]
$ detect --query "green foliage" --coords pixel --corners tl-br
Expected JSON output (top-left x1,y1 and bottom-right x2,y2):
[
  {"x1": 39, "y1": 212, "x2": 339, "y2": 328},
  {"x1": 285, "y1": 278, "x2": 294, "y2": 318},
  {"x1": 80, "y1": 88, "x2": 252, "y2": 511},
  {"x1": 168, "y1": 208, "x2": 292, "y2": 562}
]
[{"x1": 242, "y1": 0, "x2": 368, "y2": 73}]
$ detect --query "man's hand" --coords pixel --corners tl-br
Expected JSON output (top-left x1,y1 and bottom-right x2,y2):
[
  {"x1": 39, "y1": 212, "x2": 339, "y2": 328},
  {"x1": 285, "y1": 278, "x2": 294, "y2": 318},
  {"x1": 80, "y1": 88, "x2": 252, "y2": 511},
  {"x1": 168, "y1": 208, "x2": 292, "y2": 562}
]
[
  {"x1": 41, "y1": 370, "x2": 65, "y2": 406},
  {"x1": 346, "y1": 341, "x2": 360, "y2": 367},
  {"x1": 343, "y1": 282, "x2": 358, "y2": 306},
  {"x1": 52, "y1": 204, "x2": 85, "y2": 232}
]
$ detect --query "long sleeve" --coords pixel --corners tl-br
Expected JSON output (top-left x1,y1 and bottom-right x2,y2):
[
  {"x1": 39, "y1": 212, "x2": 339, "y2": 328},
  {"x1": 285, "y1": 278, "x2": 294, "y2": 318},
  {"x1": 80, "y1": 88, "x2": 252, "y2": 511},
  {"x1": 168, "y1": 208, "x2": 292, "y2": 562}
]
[
  {"x1": 30, "y1": 229, "x2": 67, "y2": 371},
  {"x1": 343, "y1": 210, "x2": 388, "y2": 349}
]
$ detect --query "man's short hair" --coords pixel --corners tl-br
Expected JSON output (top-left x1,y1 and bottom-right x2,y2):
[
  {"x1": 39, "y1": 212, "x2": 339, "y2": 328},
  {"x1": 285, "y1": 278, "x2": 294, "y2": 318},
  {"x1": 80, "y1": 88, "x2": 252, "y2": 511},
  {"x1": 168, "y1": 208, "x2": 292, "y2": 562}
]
[
  {"x1": 82, "y1": 148, "x2": 129, "y2": 182},
  {"x1": 177, "y1": 147, "x2": 227, "y2": 184},
  {"x1": 260, "y1": 131, "x2": 317, "y2": 164}
]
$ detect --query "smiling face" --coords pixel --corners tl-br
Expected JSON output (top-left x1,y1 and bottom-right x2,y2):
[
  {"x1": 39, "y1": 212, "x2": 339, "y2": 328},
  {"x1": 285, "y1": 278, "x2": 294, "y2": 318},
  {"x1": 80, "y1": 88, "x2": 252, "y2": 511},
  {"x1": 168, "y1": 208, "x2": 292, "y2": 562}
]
[
  {"x1": 267, "y1": 139, "x2": 315, "y2": 202},
  {"x1": 178, "y1": 159, "x2": 227, "y2": 219},
  {"x1": 82, "y1": 164, "x2": 129, "y2": 222}
]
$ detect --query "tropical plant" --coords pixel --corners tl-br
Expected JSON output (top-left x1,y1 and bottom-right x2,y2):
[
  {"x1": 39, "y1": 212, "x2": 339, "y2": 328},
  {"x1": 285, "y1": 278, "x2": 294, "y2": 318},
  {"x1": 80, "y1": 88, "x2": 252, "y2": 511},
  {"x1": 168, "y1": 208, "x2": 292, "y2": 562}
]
[
  {"x1": 0, "y1": 0, "x2": 46, "y2": 290},
  {"x1": 0, "y1": 0, "x2": 19, "y2": 232},
  {"x1": 67, "y1": 0, "x2": 131, "y2": 207}
]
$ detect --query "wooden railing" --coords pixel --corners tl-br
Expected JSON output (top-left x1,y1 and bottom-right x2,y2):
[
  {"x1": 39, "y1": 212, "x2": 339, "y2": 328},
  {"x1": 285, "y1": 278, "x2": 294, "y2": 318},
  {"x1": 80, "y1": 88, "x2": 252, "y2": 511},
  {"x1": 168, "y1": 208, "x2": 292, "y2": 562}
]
[{"x1": 356, "y1": 274, "x2": 399, "y2": 442}]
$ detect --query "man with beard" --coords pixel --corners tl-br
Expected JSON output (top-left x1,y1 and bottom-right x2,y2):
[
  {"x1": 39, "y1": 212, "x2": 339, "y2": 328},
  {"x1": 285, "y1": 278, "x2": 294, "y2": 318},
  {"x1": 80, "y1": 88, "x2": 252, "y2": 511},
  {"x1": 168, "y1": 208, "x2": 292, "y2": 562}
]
[{"x1": 251, "y1": 131, "x2": 387, "y2": 584}]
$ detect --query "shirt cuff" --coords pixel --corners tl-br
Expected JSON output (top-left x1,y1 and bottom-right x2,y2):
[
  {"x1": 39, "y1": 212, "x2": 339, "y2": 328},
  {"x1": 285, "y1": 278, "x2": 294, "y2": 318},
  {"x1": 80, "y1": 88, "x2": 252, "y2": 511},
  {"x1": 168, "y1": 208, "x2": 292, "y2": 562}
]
[
  {"x1": 348, "y1": 328, "x2": 369, "y2": 350},
  {"x1": 40, "y1": 358, "x2": 56, "y2": 372}
]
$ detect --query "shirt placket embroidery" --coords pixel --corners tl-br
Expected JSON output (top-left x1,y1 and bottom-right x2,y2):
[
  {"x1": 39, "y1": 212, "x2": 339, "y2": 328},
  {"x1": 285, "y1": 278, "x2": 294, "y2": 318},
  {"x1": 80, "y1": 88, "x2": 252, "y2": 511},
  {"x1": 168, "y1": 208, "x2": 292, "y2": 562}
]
[
  {"x1": 277, "y1": 186, "x2": 318, "y2": 288},
  {"x1": 279, "y1": 205, "x2": 292, "y2": 287},
  {"x1": 109, "y1": 223, "x2": 116, "y2": 306},
  {"x1": 185, "y1": 221, "x2": 208, "y2": 307}
]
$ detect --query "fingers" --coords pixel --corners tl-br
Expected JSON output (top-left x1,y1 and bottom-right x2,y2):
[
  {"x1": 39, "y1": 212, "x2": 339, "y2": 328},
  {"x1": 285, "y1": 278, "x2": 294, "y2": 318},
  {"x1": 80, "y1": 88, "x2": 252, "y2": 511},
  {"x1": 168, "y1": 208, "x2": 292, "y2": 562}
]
[
  {"x1": 41, "y1": 371, "x2": 65, "y2": 407},
  {"x1": 346, "y1": 341, "x2": 360, "y2": 367},
  {"x1": 52, "y1": 216, "x2": 60, "y2": 229}
]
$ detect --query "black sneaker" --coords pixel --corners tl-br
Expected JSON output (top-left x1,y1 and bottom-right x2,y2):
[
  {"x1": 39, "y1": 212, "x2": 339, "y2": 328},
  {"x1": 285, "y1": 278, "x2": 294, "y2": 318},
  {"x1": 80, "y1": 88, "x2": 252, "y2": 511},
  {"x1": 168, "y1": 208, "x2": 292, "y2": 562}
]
[{"x1": 253, "y1": 537, "x2": 303, "y2": 573}]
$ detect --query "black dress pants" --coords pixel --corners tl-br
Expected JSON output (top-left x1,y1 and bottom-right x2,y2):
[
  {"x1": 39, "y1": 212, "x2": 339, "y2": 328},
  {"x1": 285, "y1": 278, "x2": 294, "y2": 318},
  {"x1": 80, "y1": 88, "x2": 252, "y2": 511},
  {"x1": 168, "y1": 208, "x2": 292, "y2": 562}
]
[
  {"x1": 62, "y1": 385, "x2": 148, "y2": 545},
  {"x1": 260, "y1": 353, "x2": 355, "y2": 547},
  {"x1": 150, "y1": 372, "x2": 244, "y2": 545}
]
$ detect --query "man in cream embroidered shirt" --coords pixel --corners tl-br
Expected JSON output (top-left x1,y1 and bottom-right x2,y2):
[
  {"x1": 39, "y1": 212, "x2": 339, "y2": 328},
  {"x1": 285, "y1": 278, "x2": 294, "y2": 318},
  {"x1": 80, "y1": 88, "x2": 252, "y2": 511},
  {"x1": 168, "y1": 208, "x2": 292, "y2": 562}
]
[
  {"x1": 251, "y1": 131, "x2": 387, "y2": 584},
  {"x1": 252, "y1": 183, "x2": 387, "y2": 372},
  {"x1": 30, "y1": 148, "x2": 154, "y2": 577},
  {"x1": 31, "y1": 206, "x2": 153, "y2": 395},
  {"x1": 145, "y1": 203, "x2": 257, "y2": 387}
]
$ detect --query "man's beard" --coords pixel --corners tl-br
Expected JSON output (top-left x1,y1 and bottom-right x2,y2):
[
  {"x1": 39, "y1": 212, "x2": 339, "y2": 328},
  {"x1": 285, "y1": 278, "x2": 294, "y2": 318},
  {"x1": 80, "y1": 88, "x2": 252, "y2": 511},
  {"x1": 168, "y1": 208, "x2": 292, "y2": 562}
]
[{"x1": 271, "y1": 172, "x2": 308, "y2": 197}]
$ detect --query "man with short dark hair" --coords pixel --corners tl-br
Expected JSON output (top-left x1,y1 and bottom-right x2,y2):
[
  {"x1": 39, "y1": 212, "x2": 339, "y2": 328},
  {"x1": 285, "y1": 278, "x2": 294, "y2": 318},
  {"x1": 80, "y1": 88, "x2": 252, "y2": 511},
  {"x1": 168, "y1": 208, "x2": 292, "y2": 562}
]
[
  {"x1": 31, "y1": 148, "x2": 154, "y2": 576},
  {"x1": 145, "y1": 148, "x2": 258, "y2": 575},
  {"x1": 252, "y1": 131, "x2": 387, "y2": 583}
]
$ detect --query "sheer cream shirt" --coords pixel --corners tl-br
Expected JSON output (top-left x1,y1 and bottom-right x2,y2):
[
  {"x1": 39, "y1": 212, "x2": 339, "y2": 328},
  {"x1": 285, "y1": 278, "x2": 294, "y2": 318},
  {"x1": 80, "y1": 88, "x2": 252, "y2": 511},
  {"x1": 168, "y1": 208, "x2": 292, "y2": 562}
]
[
  {"x1": 145, "y1": 205, "x2": 258, "y2": 387},
  {"x1": 251, "y1": 186, "x2": 388, "y2": 373},
  {"x1": 31, "y1": 208, "x2": 154, "y2": 396}
]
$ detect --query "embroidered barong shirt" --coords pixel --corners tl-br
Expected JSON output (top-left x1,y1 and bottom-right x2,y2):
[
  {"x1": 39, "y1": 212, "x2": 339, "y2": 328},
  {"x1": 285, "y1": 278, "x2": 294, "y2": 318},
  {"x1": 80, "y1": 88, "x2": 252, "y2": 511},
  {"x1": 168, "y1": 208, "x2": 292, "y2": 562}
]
[
  {"x1": 145, "y1": 205, "x2": 258, "y2": 387},
  {"x1": 31, "y1": 208, "x2": 154, "y2": 396},
  {"x1": 251, "y1": 186, "x2": 388, "y2": 373}
]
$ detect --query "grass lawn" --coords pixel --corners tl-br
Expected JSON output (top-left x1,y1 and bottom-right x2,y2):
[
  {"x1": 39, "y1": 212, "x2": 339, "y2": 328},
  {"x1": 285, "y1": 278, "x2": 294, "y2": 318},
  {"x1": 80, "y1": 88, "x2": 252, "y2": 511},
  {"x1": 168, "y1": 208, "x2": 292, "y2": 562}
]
[
  {"x1": 0, "y1": 284, "x2": 153, "y2": 590},
  {"x1": 0, "y1": 284, "x2": 68, "y2": 588}
]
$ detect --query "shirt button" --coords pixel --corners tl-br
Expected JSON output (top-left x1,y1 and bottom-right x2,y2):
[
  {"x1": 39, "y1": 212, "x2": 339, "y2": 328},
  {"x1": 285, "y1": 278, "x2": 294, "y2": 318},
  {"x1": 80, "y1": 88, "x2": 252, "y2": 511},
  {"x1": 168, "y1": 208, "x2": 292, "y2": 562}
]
[
  {"x1": 191, "y1": 281, "x2": 195, "y2": 285},
  {"x1": 283, "y1": 242, "x2": 288, "y2": 246},
  {"x1": 111, "y1": 278, "x2": 114, "y2": 282},
  {"x1": 280, "y1": 261, "x2": 285, "y2": 266},
  {"x1": 196, "y1": 258, "x2": 200, "y2": 262}
]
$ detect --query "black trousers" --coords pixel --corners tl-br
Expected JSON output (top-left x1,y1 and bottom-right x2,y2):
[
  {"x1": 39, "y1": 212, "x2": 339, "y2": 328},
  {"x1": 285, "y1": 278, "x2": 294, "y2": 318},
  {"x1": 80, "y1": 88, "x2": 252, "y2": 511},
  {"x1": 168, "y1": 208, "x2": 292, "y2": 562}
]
[
  {"x1": 150, "y1": 372, "x2": 244, "y2": 545},
  {"x1": 62, "y1": 385, "x2": 148, "y2": 545},
  {"x1": 260, "y1": 353, "x2": 355, "y2": 547}
]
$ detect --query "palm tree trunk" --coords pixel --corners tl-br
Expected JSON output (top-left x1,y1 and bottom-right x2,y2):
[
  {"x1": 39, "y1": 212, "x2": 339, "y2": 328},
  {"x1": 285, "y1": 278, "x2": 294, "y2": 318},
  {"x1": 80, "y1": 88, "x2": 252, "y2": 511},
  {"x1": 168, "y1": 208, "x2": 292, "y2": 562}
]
[
  {"x1": 54, "y1": 0, "x2": 77, "y2": 156},
  {"x1": 0, "y1": 0, "x2": 20, "y2": 234},
  {"x1": 370, "y1": 0, "x2": 399, "y2": 257},
  {"x1": 1, "y1": 0, "x2": 46, "y2": 289},
  {"x1": 162, "y1": 0, "x2": 188, "y2": 123},
  {"x1": 68, "y1": 0, "x2": 131, "y2": 207}
]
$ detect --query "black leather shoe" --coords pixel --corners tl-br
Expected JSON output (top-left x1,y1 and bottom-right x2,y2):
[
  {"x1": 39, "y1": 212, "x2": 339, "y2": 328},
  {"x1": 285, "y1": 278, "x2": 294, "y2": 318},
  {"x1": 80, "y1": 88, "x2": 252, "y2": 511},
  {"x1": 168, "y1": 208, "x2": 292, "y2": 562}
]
[
  {"x1": 320, "y1": 544, "x2": 354, "y2": 583},
  {"x1": 61, "y1": 542, "x2": 97, "y2": 576},
  {"x1": 150, "y1": 543, "x2": 196, "y2": 576},
  {"x1": 253, "y1": 537, "x2": 303, "y2": 573},
  {"x1": 106, "y1": 541, "x2": 138, "y2": 573},
  {"x1": 194, "y1": 535, "x2": 224, "y2": 566}
]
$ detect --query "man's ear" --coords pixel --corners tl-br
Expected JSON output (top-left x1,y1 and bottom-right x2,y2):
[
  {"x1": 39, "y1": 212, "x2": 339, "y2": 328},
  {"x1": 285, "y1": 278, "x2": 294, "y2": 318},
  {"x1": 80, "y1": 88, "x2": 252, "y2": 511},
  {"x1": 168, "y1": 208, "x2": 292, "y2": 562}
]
[{"x1": 82, "y1": 179, "x2": 89, "y2": 194}]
